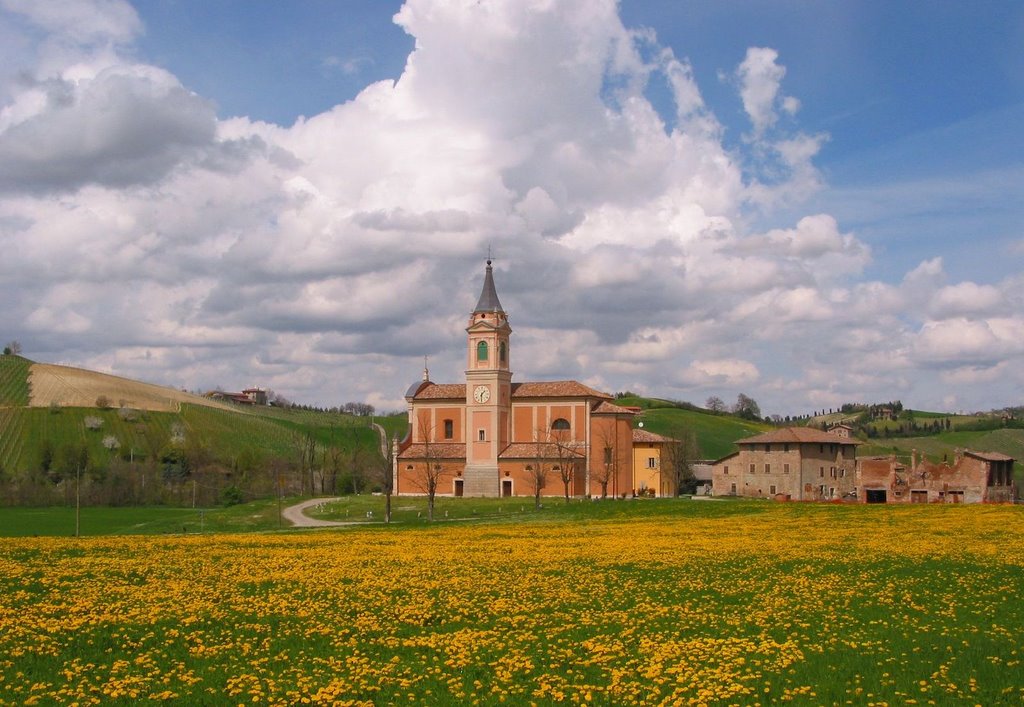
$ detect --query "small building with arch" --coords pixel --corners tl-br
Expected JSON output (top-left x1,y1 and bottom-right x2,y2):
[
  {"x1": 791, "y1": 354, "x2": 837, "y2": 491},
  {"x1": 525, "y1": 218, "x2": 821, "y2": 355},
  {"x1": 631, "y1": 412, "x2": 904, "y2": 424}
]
[{"x1": 395, "y1": 261, "x2": 636, "y2": 498}]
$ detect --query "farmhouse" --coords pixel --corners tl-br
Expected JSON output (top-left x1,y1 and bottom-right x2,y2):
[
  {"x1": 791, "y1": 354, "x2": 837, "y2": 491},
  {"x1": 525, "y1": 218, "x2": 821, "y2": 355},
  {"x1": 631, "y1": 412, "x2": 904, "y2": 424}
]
[
  {"x1": 859, "y1": 449, "x2": 1016, "y2": 504},
  {"x1": 205, "y1": 387, "x2": 268, "y2": 406},
  {"x1": 631, "y1": 428, "x2": 679, "y2": 497},
  {"x1": 713, "y1": 428, "x2": 1017, "y2": 503},
  {"x1": 395, "y1": 261, "x2": 637, "y2": 498},
  {"x1": 711, "y1": 427, "x2": 860, "y2": 501}
]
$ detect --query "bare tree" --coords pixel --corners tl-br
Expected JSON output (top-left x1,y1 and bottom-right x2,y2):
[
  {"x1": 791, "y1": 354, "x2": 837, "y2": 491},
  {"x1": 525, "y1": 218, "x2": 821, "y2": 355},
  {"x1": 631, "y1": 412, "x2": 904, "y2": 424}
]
[
  {"x1": 3, "y1": 341, "x2": 21, "y2": 356},
  {"x1": 290, "y1": 430, "x2": 319, "y2": 496},
  {"x1": 380, "y1": 435, "x2": 397, "y2": 523},
  {"x1": 525, "y1": 428, "x2": 552, "y2": 509},
  {"x1": 592, "y1": 426, "x2": 620, "y2": 499},
  {"x1": 705, "y1": 395, "x2": 726, "y2": 413},
  {"x1": 412, "y1": 410, "x2": 448, "y2": 521},
  {"x1": 552, "y1": 429, "x2": 579, "y2": 503},
  {"x1": 732, "y1": 393, "x2": 761, "y2": 421},
  {"x1": 662, "y1": 426, "x2": 700, "y2": 497}
]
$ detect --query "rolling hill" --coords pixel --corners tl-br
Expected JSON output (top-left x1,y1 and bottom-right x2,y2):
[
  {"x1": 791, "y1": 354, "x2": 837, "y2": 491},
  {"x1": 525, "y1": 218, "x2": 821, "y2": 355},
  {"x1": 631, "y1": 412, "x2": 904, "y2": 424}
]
[{"x1": 0, "y1": 355, "x2": 400, "y2": 492}]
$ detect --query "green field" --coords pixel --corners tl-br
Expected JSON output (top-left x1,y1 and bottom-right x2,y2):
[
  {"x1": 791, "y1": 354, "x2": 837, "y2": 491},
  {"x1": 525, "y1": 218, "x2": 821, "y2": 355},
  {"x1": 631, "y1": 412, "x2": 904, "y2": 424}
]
[
  {"x1": 0, "y1": 354, "x2": 31, "y2": 406},
  {"x1": 0, "y1": 500, "x2": 1021, "y2": 704},
  {"x1": 616, "y1": 396, "x2": 771, "y2": 459}
]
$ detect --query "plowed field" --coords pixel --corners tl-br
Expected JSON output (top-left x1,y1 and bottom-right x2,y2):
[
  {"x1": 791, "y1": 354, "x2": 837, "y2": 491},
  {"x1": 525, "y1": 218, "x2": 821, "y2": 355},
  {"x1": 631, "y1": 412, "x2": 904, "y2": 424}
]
[{"x1": 27, "y1": 363, "x2": 235, "y2": 413}]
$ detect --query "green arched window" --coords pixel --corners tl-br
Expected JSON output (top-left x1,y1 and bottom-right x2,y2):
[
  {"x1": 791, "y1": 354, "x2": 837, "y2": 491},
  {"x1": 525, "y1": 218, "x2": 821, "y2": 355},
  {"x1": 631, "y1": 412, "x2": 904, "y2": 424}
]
[
  {"x1": 476, "y1": 340, "x2": 488, "y2": 362},
  {"x1": 499, "y1": 341, "x2": 507, "y2": 363}
]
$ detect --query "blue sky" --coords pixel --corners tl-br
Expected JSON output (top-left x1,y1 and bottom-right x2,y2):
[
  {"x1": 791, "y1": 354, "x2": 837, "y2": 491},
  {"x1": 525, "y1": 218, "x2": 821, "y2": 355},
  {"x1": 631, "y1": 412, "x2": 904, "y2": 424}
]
[
  {"x1": 0, "y1": 0, "x2": 1022, "y2": 415},
  {"x1": 130, "y1": 0, "x2": 1023, "y2": 284}
]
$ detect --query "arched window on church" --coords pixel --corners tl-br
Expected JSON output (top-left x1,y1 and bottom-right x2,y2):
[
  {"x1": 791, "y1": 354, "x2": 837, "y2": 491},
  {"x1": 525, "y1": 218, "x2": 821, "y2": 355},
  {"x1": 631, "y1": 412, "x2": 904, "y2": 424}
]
[
  {"x1": 477, "y1": 340, "x2": 488, "y2": 362},
  {"x1": 551, "y1": 418, "x2": 570, "y2": 431},
  {"x1": 499, "y1": 341, "x2": 507, "y2": 363}
]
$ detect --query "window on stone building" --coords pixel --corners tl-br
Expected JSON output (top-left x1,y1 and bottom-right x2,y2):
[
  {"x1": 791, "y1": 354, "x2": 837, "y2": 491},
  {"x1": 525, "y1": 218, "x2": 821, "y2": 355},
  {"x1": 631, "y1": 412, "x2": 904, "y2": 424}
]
[
  {"x1": 444, "y1": 419, "x2": 454, "y2": 439},
  {"x1": 551, "y1": 418, "x2": 570, "y2": 431},
  {"x1": 784, "y1": 444, "x2": 790, "y2": 452},
  {"x1": 478, "y1": 429, "x2": 485, "y2": 441},
  {"x1": 499, "y1": 341, "x2": 507, "y2": 363},
  {"x1": 764, "y1": 444, "x2": 771, "y2": 452},
  {"x1": 647, "y1": 457, "x2": 656, "y2": 469},
  {"x1": 819, "y1": 466, "x2": 824, "y2": 477},
  {"x1": 764, "y1": 463, "x2": 771, "y2": 474},
  {"x1": 770, "y1": 485, "x2": 776, "y2": 495},
  {"x1": 477, "y1": 340, "x2": 488, "y2": 361},
  {"x1": 783, "y1": 463, "x2": 790, "y2": 474},
  {"x1": 749, "y1": 463, "x2": 756, "y2": 474},
  {"x1": 724, "y1": 466, "x2": 729, "y2": 475}
]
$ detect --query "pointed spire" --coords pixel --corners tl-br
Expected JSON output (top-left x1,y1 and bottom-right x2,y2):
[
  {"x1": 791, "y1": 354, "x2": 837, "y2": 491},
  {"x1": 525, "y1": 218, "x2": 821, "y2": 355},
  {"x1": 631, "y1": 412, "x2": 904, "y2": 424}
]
[{"x1": 473, "y1": 259, "x2": 504, "y2": 313}]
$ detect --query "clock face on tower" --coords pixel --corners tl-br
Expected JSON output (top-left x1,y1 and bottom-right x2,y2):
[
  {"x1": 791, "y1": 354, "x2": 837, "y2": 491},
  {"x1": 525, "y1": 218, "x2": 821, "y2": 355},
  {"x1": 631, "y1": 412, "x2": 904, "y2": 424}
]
[{"x1": 473, "y1": 385, "x2": 490, "y2": 403}]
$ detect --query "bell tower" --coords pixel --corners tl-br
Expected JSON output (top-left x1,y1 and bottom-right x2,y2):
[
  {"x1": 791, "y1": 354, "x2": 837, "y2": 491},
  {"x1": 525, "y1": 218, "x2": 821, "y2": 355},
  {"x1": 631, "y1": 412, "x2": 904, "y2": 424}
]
[{"x1": 463, "y1": 259, "x2": 512, "y2": 496}]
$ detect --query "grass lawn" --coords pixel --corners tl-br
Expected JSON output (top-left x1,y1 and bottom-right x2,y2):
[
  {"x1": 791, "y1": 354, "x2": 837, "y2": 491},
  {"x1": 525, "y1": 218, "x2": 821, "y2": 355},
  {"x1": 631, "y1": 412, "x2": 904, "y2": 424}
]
[
  {"x1": 0, "y1": 500, "x2": 1022, "y2": 704},
  {"x1": 0, "y1": 499, "x2": 292, "y2": 537}
]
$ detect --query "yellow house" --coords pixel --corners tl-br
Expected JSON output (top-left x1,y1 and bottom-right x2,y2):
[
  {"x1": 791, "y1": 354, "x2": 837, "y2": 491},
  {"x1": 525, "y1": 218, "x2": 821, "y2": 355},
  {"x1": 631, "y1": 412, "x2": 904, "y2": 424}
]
[{"x1": 631, "y1": 428, "x2": 677, "y2": 496}]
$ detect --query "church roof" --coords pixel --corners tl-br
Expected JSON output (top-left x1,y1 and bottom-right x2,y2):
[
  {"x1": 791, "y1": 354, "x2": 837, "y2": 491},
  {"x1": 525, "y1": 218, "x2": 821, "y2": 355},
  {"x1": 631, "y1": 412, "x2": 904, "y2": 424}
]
[
  {"x1": 410, "y1": 380, "x2": 613, "y2": 401},
  {"x1": 412, "y1": 383, "x2": 467, "y2": 400},
  {"x1": 511, "y1": 381, "x2": 611, "y2": 399},
  {"x1": 474, "y1": 259, "x2": 504, "y2": 313},
  {"x1": 737, "y1": 427, "x2": 862, "y2": 446},
  {"x1": 397, "y1": 442, "x2": 467, "y2": 460},
  {"x1": 499, "y1": 442, "x2": 585, "y2": 459}
]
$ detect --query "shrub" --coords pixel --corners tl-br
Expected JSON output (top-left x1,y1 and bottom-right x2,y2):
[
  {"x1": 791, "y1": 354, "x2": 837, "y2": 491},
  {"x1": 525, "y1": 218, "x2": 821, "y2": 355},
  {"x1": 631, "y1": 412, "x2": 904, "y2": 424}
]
[
  {"x1": 95, "y1": 395, "x2": 110, "y2": 409},
  {"x1": 220, "y1": 485, "x2": 245, "y2": 507},
  {"x1": 84, "y1": 416, "x2": 103, "y2": 430}
]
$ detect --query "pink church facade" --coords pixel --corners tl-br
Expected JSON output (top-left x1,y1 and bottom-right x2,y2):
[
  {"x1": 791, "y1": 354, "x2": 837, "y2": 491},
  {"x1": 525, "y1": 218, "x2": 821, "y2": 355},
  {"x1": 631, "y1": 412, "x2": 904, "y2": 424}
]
[{"x1": 395, "y1": 261, "x2": 635, "y2": 498}]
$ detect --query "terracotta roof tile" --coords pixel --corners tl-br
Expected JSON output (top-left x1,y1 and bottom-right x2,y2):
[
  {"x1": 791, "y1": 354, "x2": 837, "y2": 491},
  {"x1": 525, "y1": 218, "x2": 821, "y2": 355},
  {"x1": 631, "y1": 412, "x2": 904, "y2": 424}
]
[
  {"x1": 511, "y1": 381, "x2": 611, "y2": 399},
  {"x1": 965, "y1": 450, "x2": 1014, "y2": 462},
  {"x1": 592, "y1": 400, "x2": 637, "y2": 415},
  {"x1": 396, "y1": 443, "x2": 466, "y2": 460},
  {"x1": 738, "y1": 427, "x2": 862, "y2": 445},
  {"x1": 499, "y1": 442, "x2": 585, "y2": 459},
  {"x1": 412, "y1": 383, "x2": 467, "y2": 400},
  {"x1": 632, "y1": 429, "x2": 676, "y2": 444}
]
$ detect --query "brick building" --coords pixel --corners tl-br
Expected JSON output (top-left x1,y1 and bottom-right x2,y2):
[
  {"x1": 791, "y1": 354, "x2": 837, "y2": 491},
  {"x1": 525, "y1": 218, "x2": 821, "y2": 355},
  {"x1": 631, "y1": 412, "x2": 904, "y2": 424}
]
[
  {"x1": 859, "y1": 449, "x2": 1016, "y2": 504},
  {"x1": 395, "y1": 261, "x2": 636, "y2": 498}
]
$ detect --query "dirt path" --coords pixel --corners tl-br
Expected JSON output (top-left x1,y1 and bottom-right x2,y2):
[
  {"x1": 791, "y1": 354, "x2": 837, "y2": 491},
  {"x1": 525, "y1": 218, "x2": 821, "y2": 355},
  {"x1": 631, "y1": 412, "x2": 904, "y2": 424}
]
[
  {"x1": 281, "y1": 497, "x2": 354, "y2": 527},
  {"x1": 371, "y1": 422, "x2": 389, "y2": 457}
]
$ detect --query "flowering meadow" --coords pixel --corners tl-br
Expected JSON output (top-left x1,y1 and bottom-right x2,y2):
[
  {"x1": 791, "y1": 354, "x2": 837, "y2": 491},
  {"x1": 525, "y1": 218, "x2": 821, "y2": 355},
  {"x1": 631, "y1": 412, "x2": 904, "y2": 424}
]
[{"x1": 1, "y1": 502, "x2": 1022, "y2": 705}]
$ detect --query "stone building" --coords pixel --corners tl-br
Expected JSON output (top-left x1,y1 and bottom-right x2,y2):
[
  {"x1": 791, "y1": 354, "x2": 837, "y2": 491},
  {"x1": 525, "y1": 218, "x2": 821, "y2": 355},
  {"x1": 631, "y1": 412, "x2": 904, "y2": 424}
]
[{"x1": 711, "y1": 427, "x2": 861, "y2": 500}]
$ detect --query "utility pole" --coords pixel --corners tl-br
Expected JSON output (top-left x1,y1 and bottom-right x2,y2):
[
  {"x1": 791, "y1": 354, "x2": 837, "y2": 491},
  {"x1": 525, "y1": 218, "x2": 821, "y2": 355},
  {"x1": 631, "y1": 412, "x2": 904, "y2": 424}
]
[
  {"x1": 277, "y1": 470, "x2": 283, "y2": 528},
  {"x1": 75, "y1": 462, "x2": 81, "y2": 538}
]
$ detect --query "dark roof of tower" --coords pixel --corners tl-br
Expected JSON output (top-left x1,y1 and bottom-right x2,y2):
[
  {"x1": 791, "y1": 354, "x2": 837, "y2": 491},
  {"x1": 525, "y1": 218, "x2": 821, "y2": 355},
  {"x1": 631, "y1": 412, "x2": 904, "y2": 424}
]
[{"x1": 473, "y1": 259, "x2": 504, "y2": 313}]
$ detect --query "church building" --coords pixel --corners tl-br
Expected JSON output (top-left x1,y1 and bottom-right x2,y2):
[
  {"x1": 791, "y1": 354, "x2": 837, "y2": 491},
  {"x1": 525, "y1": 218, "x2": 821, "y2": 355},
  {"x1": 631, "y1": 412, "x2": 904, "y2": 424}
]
[{"x1": 395, "y1": 261, "x2": 637, "y2": 498}]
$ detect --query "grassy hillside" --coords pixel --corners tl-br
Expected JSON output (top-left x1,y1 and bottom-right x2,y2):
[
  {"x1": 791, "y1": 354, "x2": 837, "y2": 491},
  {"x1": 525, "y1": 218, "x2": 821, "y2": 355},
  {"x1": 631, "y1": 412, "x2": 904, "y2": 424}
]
[
  {"x1": 860, "y1": 427, "x2": 1024, "y2": 481},
  {"x1": 0, "y1": 403, "x2": 387, "y2": 476},
  {"x1": 0, "y1": 355, "x2": 31, "y2": 406},
  {"x1": 615, "y1": 396, "x2": 772, "y2": 459}
]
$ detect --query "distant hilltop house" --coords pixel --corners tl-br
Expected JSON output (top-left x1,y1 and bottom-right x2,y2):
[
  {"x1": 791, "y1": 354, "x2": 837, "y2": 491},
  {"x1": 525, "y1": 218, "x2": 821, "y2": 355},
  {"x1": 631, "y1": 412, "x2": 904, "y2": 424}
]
[
  {"x1": 205, "y1": 387, "x2": 268, "y2": 406},
  {"x1": 394, "y1": 260, "x2": 680, "y2": 499},
  {"x1": 712, "y1": 427, "x2": 1017, "y2": 504}
]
